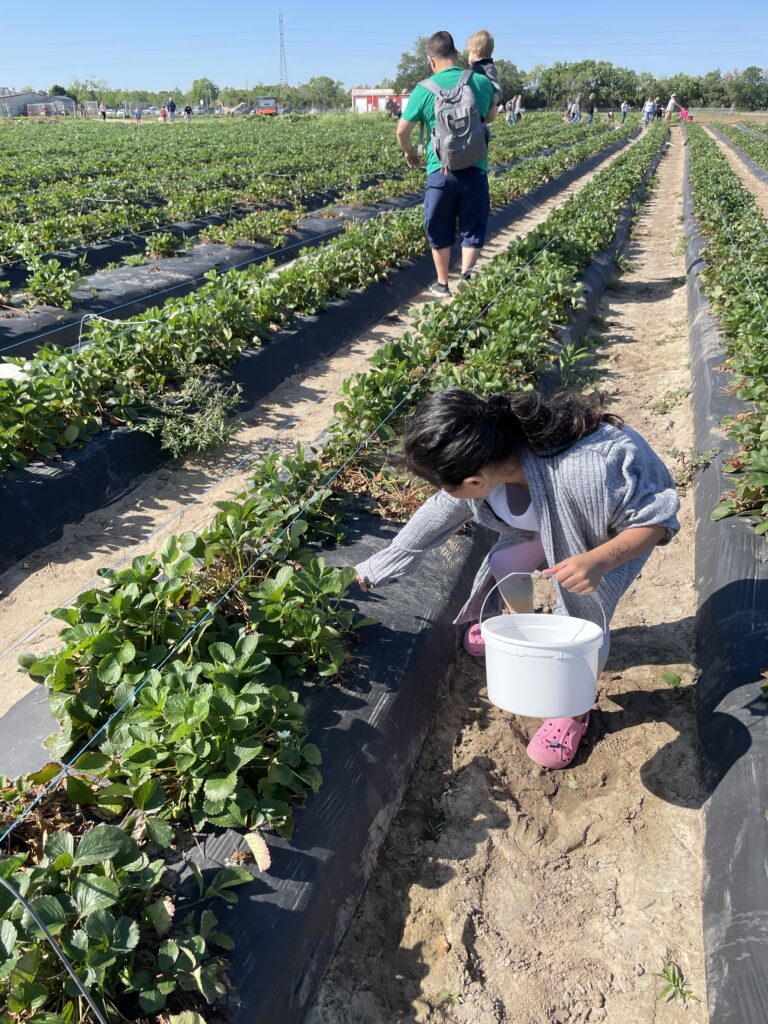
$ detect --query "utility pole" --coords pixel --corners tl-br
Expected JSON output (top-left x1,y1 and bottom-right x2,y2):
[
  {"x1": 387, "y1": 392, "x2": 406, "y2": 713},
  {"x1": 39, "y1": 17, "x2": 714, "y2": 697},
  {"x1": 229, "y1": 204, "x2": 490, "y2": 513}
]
[{"x1": 279, "y1": 13, "x2": 289, "y2": 89}]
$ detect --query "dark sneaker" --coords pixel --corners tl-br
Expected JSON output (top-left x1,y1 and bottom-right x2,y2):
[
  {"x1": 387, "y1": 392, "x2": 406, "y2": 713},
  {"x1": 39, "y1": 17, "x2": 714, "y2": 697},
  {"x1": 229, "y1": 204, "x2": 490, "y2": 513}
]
[
  {"x1": 427, "y1": 280, "x2": 451, "y2": 299},
  {"x1": 457, "y1": 271, "x2": 473, "y2": 288}
]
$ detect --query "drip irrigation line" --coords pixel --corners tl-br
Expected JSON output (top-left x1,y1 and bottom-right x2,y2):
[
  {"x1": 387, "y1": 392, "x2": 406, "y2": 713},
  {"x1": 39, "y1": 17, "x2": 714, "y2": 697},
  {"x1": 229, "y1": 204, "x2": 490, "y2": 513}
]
[
  {"x1": 0, "y1": 130, "x2": 609, "y2": 271},
  {"x1": 0, "y1": 224, "x2": 562, "y2": 851},
  {"x1": 0, "y1": 875, "x2": 110, "y2": 1024},
  {"x1": 76, "y1": 312, "x2": 171, "y2": 351},
  {"x1": 0, "y1": 140, "x2": 602, "y2": 661},
  {"x1": 0, "y1": 130, "x2": 639, "y2": 664},
  {"x1": 0, "y1": 133, "x2": 622, "y2": 358},
  {"x1": 0, "y1": 164, "x2": 414, "y2": 268},
  {"x1": 0, "y1": 221, "x2": 373, "y2": 357},
  {"x1": 0, "y1": 404, "x2": 304, "y2": 668},
  {"x1": 0, "y1": 128, "x2": 658, "y2": 1018},
  {"x1": 0, "y1": 183, "x2": 443, "y2": 358}
]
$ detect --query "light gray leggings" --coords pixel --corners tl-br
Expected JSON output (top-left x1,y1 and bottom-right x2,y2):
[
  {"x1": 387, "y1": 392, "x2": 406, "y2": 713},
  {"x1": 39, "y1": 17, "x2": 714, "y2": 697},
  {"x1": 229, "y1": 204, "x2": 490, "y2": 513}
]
[{"x1": 488, "y1": 536, "x2": 611, "y2": 673}]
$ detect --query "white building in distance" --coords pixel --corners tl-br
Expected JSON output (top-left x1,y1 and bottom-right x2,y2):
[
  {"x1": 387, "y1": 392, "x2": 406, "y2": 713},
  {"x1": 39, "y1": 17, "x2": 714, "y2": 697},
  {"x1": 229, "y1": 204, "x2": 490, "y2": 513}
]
[{"x1": 0, "y1": 90, "x2": 76, "y2": 116}]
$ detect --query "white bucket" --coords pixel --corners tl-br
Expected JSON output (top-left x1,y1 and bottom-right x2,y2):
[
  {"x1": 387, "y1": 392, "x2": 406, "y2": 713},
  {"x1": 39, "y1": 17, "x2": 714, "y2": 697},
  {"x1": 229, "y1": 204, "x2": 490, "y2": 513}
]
[{"x1": 479, "y1": 573, "x2": 605, "y2": 718}]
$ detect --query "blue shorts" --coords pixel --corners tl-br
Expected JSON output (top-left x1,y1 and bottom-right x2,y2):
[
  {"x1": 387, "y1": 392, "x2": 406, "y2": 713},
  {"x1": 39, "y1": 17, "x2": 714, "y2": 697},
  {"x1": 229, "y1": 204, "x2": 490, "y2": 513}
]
[{"x1": 423, "y1": 167, "x2": 490, "y2": 250}]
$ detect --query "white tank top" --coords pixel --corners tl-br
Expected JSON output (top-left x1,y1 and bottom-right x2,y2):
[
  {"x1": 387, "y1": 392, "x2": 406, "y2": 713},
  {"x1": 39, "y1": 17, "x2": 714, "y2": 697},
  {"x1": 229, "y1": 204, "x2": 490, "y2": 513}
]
[{"x1": 486, "y1": 483, "x2": 539, "y2": 532}]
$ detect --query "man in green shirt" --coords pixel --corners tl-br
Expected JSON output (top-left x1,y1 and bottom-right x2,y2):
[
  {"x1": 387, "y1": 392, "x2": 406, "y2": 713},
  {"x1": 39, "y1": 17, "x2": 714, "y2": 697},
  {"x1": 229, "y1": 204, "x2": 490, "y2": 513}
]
[{"x1": 396, "y1": 30, "x2": 496, "y2": 298}]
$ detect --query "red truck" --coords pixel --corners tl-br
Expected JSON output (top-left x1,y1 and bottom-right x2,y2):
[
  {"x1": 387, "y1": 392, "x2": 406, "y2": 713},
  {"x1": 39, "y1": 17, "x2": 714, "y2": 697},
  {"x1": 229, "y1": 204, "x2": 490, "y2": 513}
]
[{"x1": 256, "y1": 97, "x2": 278, "y2": 116}]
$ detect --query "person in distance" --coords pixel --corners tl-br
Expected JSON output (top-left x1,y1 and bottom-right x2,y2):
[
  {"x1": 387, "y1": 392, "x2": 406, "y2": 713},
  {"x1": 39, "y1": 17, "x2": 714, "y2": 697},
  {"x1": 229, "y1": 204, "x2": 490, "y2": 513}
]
[{"x1": 395, "y1": 30, "x2": 496, "y2": 299}]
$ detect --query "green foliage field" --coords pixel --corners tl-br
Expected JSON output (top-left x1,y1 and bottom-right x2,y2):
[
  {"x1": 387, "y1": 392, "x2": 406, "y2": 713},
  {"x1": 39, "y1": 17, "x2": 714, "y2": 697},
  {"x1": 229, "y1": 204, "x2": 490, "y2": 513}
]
[{"x1": 0, "y1": 125, "x2": 666, "y2": 1024}]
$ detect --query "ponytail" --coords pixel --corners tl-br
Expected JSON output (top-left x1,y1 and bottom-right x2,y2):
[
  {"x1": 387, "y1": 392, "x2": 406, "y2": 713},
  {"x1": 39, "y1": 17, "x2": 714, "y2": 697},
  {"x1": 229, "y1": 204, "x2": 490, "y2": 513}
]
[{"x1": 403, "y1": 388, "x2": 623, "y2": 489}]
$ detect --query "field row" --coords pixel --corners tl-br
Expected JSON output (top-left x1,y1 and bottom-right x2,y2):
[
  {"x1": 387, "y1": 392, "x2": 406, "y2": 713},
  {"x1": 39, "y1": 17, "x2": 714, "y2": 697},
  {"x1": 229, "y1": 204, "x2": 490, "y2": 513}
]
[
  {"x1": 0, "y1": 113, "x2": 615, "y2": 271},
  {"x1": 687, "y1": 124, "x2": 768, "y2": 532},
  {"x1": 0, "y1": 121, "x2": 637, "y2": 473},
  {"x1": 713, "y1": 121, "x2": 768, "y2": 171},
  {"x1": 0, "y1": 125, "x2": 667, "y2": 1024}
]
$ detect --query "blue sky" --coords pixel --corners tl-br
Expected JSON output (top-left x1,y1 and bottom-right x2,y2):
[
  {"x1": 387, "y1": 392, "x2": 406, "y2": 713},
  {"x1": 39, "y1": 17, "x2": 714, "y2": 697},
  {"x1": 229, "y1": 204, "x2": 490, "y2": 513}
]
[{"x1": 3, "y1": 0, "x2": 766, "y2": 92}]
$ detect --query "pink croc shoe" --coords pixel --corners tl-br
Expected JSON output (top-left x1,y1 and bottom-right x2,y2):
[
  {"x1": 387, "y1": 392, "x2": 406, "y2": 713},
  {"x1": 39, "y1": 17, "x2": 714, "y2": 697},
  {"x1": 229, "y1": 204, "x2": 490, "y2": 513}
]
[
  {"x1": 462, "y1": 623, "x2": 485, "y2": 657},
  {"x1": 526, "y1": 714, "x2": 590, "y2": 770}
]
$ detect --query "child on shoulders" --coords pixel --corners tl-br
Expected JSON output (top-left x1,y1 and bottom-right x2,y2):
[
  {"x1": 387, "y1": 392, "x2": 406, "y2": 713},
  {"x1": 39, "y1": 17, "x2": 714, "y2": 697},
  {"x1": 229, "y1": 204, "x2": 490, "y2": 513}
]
[{"x1": 467, "y1": 29, "x2": 503, "y2": 107}]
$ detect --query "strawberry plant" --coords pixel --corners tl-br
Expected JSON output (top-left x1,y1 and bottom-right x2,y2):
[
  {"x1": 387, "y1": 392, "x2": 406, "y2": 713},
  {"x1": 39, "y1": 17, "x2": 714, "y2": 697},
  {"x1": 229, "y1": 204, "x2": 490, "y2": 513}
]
[
  {"x1": 687, "y1": 124, "x2": 768, "y2": 531},
  {"x1": 0, "y1": 827, "x2": 251, "y2": 1022},
  {"x1": 713, "y1": 121, "x2": 768, "y2": 175},
  {"x1": 0, "y1": 121, "x2": 636, "y2": 474},
  {"x1": 202, "y1": 205, "x2": 307, "y2": 247},
  {"x1": 23, "y1": 257, "x2": 85, "y2": 310},
  {"x1": 0, "y1": 122, "x2": 664, "y2": 1022},
  {"x1": 15, "y1": 440, "x2": 357, "y2": 831},
  {"x1": 0, "y1": 113, "x2": 620, "y2": 270},
  {"x1": 145, "y1": 231, "x2": 183, "y2": 259}
]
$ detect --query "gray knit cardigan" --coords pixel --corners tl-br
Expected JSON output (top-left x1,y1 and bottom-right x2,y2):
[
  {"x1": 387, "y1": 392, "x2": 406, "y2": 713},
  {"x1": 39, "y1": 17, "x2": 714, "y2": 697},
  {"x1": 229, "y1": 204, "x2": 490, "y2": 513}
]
[{"x1": 355, "y1": 423, "x2": 681, "y2": 628}]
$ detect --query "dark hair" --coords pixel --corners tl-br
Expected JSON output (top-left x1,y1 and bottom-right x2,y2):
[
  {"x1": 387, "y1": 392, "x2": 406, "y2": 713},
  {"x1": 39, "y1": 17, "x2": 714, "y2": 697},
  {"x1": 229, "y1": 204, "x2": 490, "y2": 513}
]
[
  {"x1": 404, "y1": 388, "x2": 623, "y2": 489},
  {"x1": 427, "y1": 31, "x2": 458, "y2": 60}
]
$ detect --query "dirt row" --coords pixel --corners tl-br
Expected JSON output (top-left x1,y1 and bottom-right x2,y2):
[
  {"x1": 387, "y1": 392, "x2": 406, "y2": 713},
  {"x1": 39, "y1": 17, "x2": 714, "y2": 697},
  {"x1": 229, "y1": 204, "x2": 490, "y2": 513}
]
[
  {"x1": 704, "y1": 124, "x2": 768, "y2": 217},
  {"x1": 0, "y1": 135, "x2": 643, "y2": 718},
  {"x1": 308, "y1": 128, "x2": 707, "y2": 1024}
]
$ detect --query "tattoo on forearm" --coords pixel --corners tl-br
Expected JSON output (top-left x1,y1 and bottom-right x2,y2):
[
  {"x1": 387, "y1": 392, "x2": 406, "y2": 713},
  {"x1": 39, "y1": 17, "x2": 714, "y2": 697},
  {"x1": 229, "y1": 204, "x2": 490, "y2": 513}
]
[{"x1": 607, "y1": 539, "x2": 631, "y2": 563}]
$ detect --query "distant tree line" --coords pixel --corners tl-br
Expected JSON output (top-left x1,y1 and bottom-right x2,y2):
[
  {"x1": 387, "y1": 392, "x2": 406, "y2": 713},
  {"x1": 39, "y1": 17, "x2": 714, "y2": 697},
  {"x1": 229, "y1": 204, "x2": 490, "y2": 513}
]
[
  {"x1": 39, "y1": 52, "x2": 768, "y2": 115},
  {"x1": 47, "y1": 75, "x2": 350, "y2": 112},
  {"x1": 389, "y1": 38, "x2": 768, "y2": 111}
]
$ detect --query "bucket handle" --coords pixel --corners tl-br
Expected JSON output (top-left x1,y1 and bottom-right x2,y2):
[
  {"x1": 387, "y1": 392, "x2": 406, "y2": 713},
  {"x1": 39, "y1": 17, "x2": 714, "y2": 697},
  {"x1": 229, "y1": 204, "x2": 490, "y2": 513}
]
[{"x1": 479, "y1": 571, "x2": 607, "y2": 638}]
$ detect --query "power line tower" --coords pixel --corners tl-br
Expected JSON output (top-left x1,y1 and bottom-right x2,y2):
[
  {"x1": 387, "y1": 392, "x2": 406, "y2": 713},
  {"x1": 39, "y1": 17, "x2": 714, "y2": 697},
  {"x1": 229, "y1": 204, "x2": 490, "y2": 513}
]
[{"x1": 279, "y1": 14, "x2": 289, "y2": 88}]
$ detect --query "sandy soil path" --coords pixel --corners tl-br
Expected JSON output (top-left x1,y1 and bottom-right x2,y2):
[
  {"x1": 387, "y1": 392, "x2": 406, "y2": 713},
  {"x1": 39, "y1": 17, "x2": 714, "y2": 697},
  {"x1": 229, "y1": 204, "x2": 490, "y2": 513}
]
[
  {"x1": 0, "y1": 136, "x2": 641, "y2": 719},
  {"x1": 704, "y1": 125, "x2": 768, "y2": 218},
  {"x1": 308, "y1": 129, "x2": 706, "y2": 1024},
  {"x1": 691, "y1": 112, "x2": 768, "y2": 127}
]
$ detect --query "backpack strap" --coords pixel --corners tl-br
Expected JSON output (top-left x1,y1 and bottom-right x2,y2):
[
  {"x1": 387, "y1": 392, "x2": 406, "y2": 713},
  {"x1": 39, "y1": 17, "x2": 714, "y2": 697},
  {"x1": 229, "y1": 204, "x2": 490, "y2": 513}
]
[
  {"x1": 417, "y1": 77, "x2": 443, "y2": 153},
  {"x1": 420, "y1": 69, "x2": 474, "y2": 95},
  {"x1": 418, "y1": 77, "x2": 443, "y2": 98}
]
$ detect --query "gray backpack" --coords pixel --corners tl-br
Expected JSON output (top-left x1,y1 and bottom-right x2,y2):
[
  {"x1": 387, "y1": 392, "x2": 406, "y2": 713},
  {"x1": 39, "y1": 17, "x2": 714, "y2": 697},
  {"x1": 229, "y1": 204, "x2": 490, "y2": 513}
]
[{"x1": 419, "y1": 68, "x2": 489, "y2": 173}]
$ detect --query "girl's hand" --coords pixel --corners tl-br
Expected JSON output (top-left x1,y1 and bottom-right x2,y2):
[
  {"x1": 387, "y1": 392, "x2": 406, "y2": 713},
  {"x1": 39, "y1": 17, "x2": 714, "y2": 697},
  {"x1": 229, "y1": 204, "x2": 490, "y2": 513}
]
[
  {"x1": 356, "y1": 575, "x2": 370, "y2": 592},
  {"x1": 542, "y1": 552, "x2": 605, "y2": 595}
]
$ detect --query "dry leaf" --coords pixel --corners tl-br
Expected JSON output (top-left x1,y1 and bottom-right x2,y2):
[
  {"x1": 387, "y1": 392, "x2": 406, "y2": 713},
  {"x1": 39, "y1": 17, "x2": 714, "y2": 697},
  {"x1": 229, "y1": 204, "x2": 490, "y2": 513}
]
[
  {"x1": 565, "y1": 772, "x2": 579, "y2": 790},
  {"x1": 146, "y1": 896, "x2": 175, "y2": 936},
  {"x1": 244, "y1": 830, "x2": 272, "y2": 872}
]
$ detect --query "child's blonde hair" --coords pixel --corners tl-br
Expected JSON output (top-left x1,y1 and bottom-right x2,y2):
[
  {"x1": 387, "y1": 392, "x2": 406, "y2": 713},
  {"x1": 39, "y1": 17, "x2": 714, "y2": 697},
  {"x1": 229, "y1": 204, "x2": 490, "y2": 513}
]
[{"x1": 467, "y1": 29, "x2": 494, "y2": 58}]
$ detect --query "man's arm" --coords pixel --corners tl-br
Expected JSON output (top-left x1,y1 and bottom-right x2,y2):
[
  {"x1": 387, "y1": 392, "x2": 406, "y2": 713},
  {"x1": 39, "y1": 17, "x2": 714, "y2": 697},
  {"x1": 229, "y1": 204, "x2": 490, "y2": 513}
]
[
  {"x1": 485, "y1": 103, "x2": 497, "y2": 123},
  {"x1": 396, "y1": 117, "x2": 421, "y2": 168}
]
